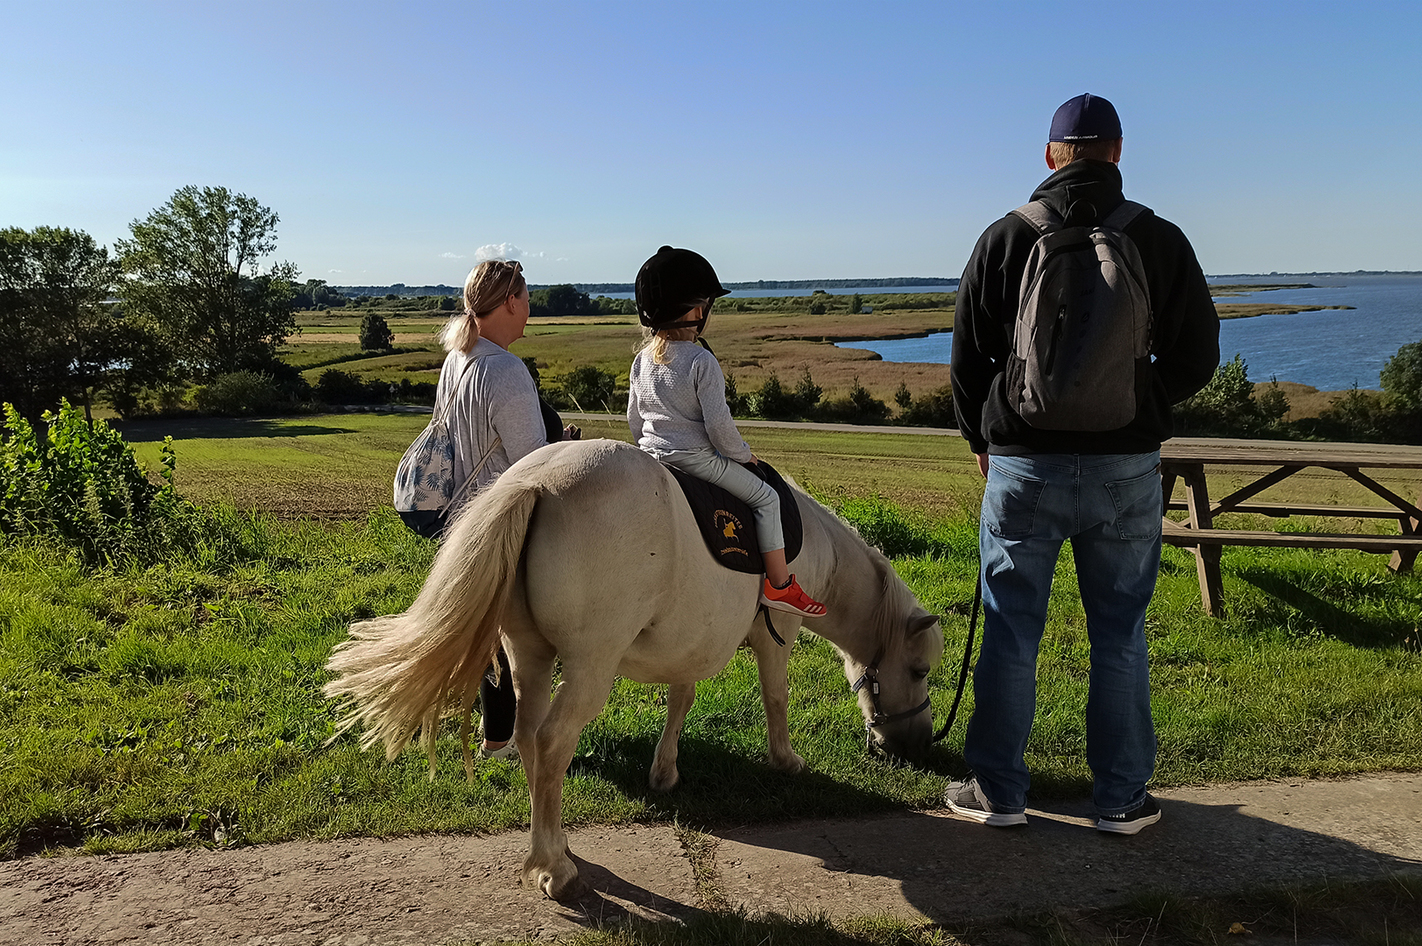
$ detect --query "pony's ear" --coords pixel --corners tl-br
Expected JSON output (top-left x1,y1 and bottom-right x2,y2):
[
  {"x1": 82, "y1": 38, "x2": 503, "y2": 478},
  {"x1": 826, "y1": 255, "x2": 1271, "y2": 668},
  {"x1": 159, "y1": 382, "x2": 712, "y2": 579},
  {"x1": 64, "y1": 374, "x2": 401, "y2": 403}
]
[{"x1": 909, "y1": 613, "x2": 941, "y2": 635}]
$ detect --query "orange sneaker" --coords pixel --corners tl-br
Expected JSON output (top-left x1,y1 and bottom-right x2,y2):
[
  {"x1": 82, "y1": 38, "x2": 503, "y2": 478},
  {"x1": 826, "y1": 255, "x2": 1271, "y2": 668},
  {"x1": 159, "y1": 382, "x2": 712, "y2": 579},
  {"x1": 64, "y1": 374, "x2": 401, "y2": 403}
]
[{"x1": 760, "y1": 575, "x2": 828, "y2": 617}]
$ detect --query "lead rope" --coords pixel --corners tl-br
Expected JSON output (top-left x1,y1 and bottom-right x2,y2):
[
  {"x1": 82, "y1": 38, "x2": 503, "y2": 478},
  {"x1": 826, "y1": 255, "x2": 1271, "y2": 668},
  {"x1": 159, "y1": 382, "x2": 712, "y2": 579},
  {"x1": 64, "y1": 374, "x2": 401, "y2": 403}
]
[{"x1": 931, "y1": 574, "x2": 981, "y2": 744}]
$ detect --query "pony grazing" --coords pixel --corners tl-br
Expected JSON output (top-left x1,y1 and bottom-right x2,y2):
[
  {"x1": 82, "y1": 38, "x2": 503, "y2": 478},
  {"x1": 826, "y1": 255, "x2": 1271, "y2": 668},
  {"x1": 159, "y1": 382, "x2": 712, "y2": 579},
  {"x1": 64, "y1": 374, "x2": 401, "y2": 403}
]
[{"x1": 325, "y1": 440, "x2": 943, "y2": 900}]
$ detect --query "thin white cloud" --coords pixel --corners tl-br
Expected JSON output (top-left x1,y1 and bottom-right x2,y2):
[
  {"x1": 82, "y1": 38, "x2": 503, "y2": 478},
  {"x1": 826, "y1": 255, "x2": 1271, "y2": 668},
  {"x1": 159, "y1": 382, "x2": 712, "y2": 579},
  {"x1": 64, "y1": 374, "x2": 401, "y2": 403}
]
[
  {"x1": 474, "y1": 243, "x2": 554, "y2": 262},
  {"x1": 328, "y1": 268, "x2": 343, "y2": 273},
  {"x1": 440, "y1": 251, "x2": 464, "y2": 259}
]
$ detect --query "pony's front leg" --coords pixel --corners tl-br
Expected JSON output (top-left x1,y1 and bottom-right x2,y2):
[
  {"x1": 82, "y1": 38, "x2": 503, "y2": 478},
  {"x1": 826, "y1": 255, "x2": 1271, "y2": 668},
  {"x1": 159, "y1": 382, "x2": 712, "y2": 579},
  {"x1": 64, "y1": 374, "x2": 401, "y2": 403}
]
[
  {"x1": 649, "y1": 682, "x2": 695, "y2": 792},
  {"x1": 749, "y1": 620, "x2": 806, "y2": 773},
  {"x1": 522, "y1": 665, "x2": 616, "y2": 901}
]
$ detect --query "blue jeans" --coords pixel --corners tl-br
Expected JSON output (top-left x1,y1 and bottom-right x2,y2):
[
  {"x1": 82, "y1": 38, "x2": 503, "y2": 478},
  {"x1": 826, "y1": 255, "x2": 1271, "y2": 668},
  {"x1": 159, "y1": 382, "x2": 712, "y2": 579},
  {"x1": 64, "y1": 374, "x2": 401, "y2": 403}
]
[{"x1": 964, "y1": 452, "x2": 1162, "y2": 816}]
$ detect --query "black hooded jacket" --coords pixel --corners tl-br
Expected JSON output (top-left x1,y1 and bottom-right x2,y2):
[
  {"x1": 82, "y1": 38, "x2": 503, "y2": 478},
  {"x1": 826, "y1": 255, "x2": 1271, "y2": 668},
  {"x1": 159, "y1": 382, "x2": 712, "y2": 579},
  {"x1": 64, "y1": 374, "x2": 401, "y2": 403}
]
[{"x1": 950, "y1": 160, "x2": 1219, "y2": 455}]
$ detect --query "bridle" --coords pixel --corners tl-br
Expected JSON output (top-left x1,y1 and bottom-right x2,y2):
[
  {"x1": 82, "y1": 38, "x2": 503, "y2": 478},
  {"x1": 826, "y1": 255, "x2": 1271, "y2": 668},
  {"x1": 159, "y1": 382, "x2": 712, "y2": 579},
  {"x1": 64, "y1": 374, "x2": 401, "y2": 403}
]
[
  {"x1": 852, "y1": 576, "x2": 982, "y2": 746},
  {"x1": 852, "y1": 648, "x2": 932, "y2": 731},
  {"x1": 762, "y1": 575, "x2": 983, "y2": 750}
]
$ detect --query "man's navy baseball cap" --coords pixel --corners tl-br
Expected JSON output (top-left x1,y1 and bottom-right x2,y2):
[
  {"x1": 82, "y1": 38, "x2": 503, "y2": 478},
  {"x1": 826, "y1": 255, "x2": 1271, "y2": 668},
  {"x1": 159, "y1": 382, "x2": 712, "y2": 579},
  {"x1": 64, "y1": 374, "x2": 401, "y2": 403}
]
[{"x1": 1049, "y1": 93, "x2": 1122, "y2": 142}]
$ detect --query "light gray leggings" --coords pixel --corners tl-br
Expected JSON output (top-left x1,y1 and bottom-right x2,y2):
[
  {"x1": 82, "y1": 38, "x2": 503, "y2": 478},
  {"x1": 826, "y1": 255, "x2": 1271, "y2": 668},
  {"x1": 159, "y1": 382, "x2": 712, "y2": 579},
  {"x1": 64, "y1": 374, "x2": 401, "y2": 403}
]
[{"x1": 660, "y1": 448, "x2": 784, "y2": 552}]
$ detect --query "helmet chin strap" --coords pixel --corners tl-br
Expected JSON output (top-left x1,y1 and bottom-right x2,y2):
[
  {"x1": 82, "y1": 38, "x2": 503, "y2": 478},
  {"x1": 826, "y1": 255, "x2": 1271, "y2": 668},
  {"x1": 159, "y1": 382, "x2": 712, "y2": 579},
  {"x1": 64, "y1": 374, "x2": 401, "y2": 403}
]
[{"x1": 660, "y1": 306, "x2": 714, "y2": 354}]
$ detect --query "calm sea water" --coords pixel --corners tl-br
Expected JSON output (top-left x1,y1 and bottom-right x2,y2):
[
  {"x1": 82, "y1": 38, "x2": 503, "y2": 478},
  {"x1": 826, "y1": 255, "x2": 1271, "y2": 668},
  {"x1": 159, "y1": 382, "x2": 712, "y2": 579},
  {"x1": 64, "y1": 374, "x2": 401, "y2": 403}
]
[
  {"x1": 835, "y1": 274, "x2": 1422, "y2": 392},
  {"x1": 596, "y1": 284, "x2": 954, "y2": 300}
]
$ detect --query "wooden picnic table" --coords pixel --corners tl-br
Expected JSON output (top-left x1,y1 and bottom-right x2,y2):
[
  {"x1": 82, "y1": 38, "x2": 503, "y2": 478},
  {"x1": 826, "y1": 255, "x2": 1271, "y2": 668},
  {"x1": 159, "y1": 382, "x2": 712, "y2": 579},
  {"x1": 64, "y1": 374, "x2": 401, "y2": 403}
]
[{"x1": 1159, "y1": 437, "x2": 1422, "y2": 616}]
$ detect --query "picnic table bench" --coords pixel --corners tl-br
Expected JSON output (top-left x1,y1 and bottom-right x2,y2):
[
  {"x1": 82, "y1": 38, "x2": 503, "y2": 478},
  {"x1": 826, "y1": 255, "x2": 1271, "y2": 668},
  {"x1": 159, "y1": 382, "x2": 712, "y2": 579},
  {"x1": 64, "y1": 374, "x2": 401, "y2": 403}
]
[{"x1": 1159, "y1": 438, "x2": 1422, "y2": 616}]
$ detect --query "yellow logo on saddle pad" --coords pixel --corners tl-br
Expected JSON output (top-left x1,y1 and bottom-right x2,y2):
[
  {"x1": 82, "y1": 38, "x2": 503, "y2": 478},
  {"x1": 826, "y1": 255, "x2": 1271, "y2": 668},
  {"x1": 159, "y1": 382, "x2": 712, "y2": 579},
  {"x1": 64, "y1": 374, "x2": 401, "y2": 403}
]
[{"x1": 714, "y1": 509, "x2": 747, "y2": 554}]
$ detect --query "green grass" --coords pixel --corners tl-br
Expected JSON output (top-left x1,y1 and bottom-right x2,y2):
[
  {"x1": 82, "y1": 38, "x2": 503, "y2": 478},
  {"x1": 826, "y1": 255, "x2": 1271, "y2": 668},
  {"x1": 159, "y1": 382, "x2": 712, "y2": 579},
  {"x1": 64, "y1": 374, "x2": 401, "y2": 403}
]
[{"x1": 3, "y1": 484, "x2": 1421, "y2": 860}]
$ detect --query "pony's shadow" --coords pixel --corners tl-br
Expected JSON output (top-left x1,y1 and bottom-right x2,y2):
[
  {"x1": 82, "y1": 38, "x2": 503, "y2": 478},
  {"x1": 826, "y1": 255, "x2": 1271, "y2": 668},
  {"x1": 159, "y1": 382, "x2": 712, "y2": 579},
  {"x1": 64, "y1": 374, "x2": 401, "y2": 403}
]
[
  {"x1": 572, "y1": 733, "x2": 929, "y2": 826},
  {"x1": 114, "y1": 417, "x2": 357, "y2": 442}
]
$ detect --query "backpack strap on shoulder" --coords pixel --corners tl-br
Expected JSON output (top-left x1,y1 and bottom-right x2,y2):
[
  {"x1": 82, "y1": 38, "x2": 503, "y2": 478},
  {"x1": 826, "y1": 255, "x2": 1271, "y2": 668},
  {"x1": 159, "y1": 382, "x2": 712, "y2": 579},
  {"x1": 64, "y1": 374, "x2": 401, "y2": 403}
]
[
  {"x1": 1010, "y1": 200, "x2": 1059, "y2": 234},
  {"x1": 1102, "y1": 199, "x2": 1150, "y2": 232}
]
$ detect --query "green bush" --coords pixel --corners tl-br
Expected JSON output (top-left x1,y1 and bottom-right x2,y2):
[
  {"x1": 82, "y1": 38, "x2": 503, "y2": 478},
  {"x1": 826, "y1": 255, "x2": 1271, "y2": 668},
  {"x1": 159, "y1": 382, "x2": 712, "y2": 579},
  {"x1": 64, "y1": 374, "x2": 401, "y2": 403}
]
[
  {"x1": 561, "y1": 365, "x2": 617, "y2": 410},
  {"x1": 1174, "y1": 354, "x2": 1289, "y2": 437},
  {"x1": 0, "y1": 401, "x2": 200, "y2": 564},
  {"x1": 817, "y1": 378, "x2": 889, "y2": 423},
  {"x1": 192, "y1": 371, "x2": 284, "y2": 416},
  {"x1": 315, "y1": 369, "x2": 389, "y2": 405},
  {"x1": 358, "y1": 313, "x2": 394, "y2": 351},
  {"x1": 896, "y1": 384, "x2": 957, "y2": 428}
]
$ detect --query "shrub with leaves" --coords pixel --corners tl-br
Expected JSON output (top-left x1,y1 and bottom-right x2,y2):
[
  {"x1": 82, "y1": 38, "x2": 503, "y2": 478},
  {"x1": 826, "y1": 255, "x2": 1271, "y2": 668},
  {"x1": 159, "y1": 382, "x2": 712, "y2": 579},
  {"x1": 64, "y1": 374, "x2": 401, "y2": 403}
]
[
  {"x1": 192, "y1": 371, "x2": 285, "y2": 416},
  {"x1": 561, "y1": 365, "x2": 617, "y2": 411},
  {"x1": 358, "y1": 312, "x2": 394, "y2": 352},
  {"x1": 1, "y1": 400, "x2": 198, "y2": 564}
]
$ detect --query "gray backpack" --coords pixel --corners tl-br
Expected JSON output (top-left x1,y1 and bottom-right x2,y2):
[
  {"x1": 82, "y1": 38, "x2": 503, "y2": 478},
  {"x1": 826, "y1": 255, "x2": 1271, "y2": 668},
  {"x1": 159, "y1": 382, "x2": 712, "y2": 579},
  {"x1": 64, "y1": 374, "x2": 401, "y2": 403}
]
[{"x1": 1006, "y1": 199, "x2": 1152, "y2": 431}]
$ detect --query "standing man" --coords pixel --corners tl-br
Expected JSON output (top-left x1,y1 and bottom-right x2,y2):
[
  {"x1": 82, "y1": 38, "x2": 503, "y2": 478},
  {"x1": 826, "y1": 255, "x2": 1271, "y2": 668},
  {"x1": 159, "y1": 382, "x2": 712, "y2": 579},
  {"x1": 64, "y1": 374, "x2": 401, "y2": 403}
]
[{"x1": 947, "y1": 93, "x2": 1219, "y2": 834}]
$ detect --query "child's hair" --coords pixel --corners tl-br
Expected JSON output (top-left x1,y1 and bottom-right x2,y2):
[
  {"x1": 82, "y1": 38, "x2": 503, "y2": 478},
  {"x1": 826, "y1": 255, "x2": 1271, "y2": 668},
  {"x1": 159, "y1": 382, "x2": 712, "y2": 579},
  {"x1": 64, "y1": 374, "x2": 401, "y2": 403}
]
[
  {"x1": 639, "y1": 298, "x2": 708, "y2": 364},
  {"x1": 440, "y1": 259, "x2": 526, "y2": 353}
]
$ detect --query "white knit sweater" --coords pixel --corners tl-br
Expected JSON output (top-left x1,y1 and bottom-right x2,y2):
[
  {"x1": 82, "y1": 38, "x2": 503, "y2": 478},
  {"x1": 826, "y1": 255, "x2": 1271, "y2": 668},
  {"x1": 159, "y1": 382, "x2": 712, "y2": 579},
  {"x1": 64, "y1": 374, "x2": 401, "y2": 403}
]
[{"x1": 626, "y1": 341, "x2": 752, "y2": 462}]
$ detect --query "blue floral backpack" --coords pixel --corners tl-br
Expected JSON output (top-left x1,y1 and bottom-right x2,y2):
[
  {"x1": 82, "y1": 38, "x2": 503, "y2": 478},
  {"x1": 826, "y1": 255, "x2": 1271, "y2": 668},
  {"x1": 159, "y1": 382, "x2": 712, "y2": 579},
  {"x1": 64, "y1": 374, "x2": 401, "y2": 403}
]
[{"x1": 393, "y1": 358, "x2": 499, "y2": 539}]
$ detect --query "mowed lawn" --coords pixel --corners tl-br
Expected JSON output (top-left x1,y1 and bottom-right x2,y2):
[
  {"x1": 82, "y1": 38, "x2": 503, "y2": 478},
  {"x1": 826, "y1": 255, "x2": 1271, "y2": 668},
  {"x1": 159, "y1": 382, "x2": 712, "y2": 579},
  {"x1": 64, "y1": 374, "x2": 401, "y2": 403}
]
[{"x1": 117, "y1": 413, "x2": 985, "y2": 519}]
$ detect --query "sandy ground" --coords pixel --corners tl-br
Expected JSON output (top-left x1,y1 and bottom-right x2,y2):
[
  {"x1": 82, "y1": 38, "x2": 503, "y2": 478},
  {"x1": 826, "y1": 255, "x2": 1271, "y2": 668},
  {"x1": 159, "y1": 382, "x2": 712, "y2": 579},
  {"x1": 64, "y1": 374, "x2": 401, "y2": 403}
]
[{"x1": 2, "y1": 774, "x2": 1419, "y2": 945}]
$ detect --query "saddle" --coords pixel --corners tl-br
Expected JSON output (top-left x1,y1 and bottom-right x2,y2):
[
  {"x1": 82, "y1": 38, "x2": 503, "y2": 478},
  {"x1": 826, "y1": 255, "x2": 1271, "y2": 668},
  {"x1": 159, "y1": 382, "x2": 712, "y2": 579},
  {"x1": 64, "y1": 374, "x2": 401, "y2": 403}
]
[{"x1": 663, "y1": 459, "x2": 802, "y2": 574}]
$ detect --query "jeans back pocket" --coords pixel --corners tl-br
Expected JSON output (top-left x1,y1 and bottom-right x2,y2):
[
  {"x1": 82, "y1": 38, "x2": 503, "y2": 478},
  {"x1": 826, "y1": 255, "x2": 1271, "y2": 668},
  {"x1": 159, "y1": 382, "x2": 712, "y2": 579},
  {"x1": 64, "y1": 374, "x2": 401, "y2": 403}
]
[
  {"x1": 983, "y1": 466, "x2": 1047, "y2": 538},
  {"x1": 1105, "y1": 466, "x2": 1163, "y2": 540}
]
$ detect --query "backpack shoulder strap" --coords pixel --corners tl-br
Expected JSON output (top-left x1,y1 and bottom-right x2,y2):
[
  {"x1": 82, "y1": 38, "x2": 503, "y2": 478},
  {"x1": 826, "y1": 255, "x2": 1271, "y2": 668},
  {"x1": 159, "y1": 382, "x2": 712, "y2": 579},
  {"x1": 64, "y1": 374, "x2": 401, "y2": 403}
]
[
  {"x1": 1102, "y1": 200, "x2": 1150, "y2": 232},
  {"x1": 434, "y1": 352, "x2": 480, "y2": 424},
  {"x1": 1009, "y1": 200, "x2": 1060, "y2": 235}
]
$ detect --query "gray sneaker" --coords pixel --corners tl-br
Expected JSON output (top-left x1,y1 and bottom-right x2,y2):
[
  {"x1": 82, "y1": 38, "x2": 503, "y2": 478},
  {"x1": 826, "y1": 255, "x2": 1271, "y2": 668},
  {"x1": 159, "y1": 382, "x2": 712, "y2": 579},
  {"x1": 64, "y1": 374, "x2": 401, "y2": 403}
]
[
  {"x1": 479, "y1": 738, "x2": 518, "y2": 761},
  {"x1": 1097, "y1": 793, "x2": 1161, "y2": 835},
  {"x1": 944, "y1": 777, "x2": 1028, "y2": 827}
]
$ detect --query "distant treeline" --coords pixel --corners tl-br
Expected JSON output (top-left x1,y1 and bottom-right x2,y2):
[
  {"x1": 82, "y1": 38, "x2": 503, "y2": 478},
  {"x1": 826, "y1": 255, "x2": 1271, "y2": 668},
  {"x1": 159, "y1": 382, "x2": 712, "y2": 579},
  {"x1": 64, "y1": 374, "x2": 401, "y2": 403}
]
[{"x1": 336, "y1": 276, "x2": 959, "y2": 297}]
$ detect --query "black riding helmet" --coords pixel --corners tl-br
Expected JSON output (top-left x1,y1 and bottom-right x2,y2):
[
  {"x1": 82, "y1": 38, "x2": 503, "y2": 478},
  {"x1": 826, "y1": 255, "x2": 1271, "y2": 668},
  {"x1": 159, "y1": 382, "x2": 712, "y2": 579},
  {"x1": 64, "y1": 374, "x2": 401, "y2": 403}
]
[{"x1": 634, "y1": 246, "x2": 732, "y2": 331}]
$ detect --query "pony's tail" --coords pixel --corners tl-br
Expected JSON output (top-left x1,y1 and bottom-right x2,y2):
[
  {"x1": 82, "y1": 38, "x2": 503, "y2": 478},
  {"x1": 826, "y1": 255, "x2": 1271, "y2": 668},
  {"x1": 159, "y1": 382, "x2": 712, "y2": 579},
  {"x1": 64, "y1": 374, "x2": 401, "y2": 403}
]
[{"x1": 323, "y1": 476, "x2": 541, "y2": 760}]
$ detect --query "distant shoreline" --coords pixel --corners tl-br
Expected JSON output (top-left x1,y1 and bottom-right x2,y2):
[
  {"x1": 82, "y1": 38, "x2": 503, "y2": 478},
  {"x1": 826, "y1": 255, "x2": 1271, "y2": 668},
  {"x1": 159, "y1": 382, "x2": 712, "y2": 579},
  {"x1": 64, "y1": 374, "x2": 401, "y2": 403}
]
[{"x1": 333, "y1": 271, "x2": 1421, "y2": 298}]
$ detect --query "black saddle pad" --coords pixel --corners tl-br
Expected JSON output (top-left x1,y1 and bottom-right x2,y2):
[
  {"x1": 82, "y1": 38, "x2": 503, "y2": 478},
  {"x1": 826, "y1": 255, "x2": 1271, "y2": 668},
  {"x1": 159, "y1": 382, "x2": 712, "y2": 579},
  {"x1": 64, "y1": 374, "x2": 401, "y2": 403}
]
[{"x1": 664, "y1": 459, "x2": 803, "y2": 574}]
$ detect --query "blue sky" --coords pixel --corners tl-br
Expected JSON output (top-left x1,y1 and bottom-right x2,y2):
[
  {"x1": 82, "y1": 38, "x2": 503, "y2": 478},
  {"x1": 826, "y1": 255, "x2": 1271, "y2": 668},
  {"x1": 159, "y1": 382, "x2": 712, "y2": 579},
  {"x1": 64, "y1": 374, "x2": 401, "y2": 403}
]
[{"x1": 4, "y1": 1, "x2": 1419, "y2": 285}]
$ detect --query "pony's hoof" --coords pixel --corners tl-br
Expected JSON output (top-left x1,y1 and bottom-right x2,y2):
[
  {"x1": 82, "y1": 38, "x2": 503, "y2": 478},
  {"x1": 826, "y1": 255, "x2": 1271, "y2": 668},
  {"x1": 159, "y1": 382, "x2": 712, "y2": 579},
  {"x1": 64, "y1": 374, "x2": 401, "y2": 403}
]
[
  {"x1": 770, "y1": 750, "x2": 806, "y2": 774},
  {"x1": 524, "y1": 854, "x2": 584, "y2": 901},
  {"x1": 648, "y1": 765, "x2": 680, "y2": 792}
]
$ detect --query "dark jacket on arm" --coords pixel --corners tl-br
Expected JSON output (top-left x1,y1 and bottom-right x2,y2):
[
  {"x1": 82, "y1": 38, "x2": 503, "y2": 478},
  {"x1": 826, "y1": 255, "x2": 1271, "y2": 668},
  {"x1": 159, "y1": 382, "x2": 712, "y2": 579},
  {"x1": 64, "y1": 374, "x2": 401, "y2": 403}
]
[{"x1": 951, "y1": 160, "x2": 1220, "y2": 455}]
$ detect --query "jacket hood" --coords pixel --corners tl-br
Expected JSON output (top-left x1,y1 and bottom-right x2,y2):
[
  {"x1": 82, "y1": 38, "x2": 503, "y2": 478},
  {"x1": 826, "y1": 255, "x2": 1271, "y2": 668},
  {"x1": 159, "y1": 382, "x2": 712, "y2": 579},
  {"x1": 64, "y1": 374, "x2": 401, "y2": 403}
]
[{"x1": 1029, "y1": 159, "x2": 1126, "y2": 224}]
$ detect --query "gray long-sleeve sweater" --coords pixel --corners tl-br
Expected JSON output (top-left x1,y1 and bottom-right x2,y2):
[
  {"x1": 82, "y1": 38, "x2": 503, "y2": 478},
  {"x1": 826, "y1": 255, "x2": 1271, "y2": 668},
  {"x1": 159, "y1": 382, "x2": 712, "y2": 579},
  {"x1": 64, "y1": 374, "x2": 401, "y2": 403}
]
[
  {"x1": 626, "y1": 341, "x2": 753, "y2": 462},
  {"x1": 437, "y1": 338, "x2": 548, "y2": 508}
]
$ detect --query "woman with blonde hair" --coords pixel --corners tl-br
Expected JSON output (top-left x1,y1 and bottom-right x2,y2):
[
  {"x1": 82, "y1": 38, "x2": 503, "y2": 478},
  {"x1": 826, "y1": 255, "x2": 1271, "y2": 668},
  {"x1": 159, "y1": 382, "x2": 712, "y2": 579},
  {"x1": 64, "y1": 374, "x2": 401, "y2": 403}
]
[{"x1": 427, "y1": 258, "x2": 577, "y2": 758}]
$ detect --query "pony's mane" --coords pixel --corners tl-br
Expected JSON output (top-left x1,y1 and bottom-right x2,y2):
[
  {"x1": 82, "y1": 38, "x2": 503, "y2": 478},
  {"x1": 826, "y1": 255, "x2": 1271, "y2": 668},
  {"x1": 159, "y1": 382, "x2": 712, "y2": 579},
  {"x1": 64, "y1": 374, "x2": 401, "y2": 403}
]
[{"x1": 800, "y1": 489, "x2": 919, "y2": 657}]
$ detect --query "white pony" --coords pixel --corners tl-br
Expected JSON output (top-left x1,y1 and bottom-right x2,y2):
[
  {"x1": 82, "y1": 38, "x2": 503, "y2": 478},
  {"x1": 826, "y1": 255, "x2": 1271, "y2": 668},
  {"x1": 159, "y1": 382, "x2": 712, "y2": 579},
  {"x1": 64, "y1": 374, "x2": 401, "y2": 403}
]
[{"x1": 325, "y1": 440, "x2": 943, "y2": 900}]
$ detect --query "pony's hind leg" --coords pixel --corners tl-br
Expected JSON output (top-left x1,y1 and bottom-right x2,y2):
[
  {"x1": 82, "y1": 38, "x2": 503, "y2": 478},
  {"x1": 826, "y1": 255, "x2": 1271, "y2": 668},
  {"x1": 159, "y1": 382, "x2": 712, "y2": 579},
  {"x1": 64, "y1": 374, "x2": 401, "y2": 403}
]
[
  {"x1": 522, "y1": 662, "x2": 616, "y2": 900},
  {"x1": 649, "y1": 682, "x2": 695, "y2": 792}
]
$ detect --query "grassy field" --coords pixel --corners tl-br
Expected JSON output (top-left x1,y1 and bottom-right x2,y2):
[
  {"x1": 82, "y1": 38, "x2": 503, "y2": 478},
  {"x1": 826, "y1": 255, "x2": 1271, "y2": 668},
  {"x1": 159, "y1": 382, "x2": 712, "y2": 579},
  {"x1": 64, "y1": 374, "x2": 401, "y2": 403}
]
[
  {"x1": 287, "y1": 306, "x2": 957, "y2": 404},
  {"x1": 4, "y1": 417, "x2": 1422, "y2": 869}
]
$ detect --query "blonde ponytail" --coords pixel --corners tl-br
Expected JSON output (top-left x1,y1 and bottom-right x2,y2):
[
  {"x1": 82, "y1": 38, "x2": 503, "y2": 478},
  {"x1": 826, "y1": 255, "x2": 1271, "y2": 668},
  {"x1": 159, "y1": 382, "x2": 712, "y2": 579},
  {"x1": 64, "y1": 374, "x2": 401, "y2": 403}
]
[{"x1": 441, "y1": 259, "x2": 526, "y2": 354}]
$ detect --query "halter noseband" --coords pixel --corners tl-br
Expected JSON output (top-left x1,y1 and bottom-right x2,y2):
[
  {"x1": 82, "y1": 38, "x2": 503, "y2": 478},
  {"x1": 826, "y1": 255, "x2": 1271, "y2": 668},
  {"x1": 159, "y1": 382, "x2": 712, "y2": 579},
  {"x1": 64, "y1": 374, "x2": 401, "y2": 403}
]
[{"x1": 851, "y1": 647, "x2": 932, "y2": 731}]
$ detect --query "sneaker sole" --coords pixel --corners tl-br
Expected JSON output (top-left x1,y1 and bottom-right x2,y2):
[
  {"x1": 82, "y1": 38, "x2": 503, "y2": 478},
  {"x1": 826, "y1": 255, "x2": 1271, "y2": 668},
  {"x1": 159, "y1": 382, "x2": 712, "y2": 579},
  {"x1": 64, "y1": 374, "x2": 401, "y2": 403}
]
[
  {"x1": 759, "y1": 597, "x2": 826, "y2": 618},
  {"x1": 946, "y1": 800, "x2": 1028, "y2": 827},
  {"x1": 1097, "y1": 809, "x2": 1162, "y2": 835}
]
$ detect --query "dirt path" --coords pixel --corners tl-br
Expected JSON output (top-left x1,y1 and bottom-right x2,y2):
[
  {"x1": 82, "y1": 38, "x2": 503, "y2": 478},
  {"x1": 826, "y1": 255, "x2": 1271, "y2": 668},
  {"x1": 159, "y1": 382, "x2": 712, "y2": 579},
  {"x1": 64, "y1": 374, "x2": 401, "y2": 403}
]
[{"x1": 2, "y1": 774, "x2": 1419, "y2": 945}]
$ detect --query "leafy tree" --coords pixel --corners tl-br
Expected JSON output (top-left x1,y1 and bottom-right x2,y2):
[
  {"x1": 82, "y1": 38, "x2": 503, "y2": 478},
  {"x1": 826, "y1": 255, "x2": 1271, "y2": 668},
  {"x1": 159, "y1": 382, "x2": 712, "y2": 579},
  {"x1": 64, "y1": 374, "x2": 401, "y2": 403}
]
[
  {"x1": 438, "y1": 295, "x2": 457, "y2": 311},
  {"x1": 359, "y1": 312, "x2": 394, "y2": 351},
  {"x1": 0, "y1": 226, "x2": 145, "y2": 423},
  {"x1": 1381, "y1": 340, "x2": 1422, "y2": 411},
  {"x1": 117, "y1": 186, "x2": 299, "y2": 379},
  {"x1": 792, "y1": 369, "x2": 822, "y2": 409},
  {"x1": 893, "y1": 381, "x2": 913, "y2": 410},
  {"x1": 1174, "y1": 354, "x2": 1288, "y2": 438},
  {"x1": 530, "y1": 285, "x2": 597, "y2": 317},
  {"x1": 561, "y1": 365, "x2": 616, "y2": 410},
  {"x1": 849, "y1": 293, "x2": 864, "y2": 314}
]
